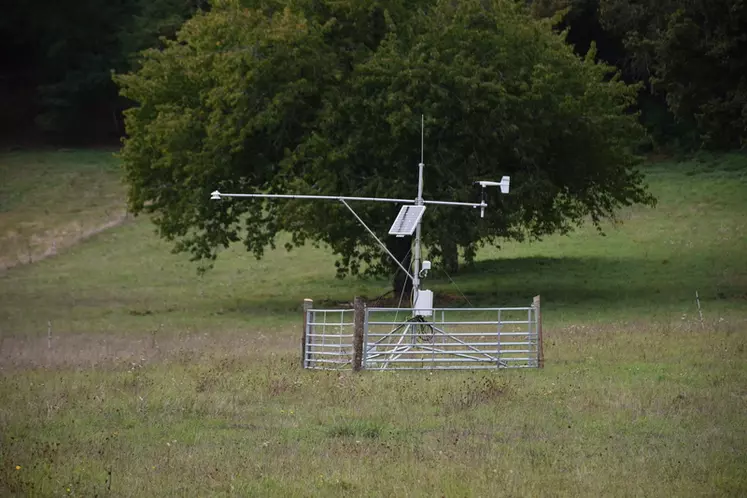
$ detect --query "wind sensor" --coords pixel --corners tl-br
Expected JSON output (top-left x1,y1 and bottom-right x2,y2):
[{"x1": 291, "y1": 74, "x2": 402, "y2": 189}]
[
  {"x1": 210, "y1": 116, "x2": 510, "y2": 314},
  {"x1": 476, "y1": 177, "x2": 511, "y2": 193}
]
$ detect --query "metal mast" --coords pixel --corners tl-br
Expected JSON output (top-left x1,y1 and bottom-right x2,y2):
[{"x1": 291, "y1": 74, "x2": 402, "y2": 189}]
[{"x1": 412, "y1": 115, "x2": 425, "y2": 303}]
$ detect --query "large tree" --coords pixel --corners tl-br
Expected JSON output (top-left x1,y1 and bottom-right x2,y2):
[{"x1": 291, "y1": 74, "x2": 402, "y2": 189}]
[{"x1": 116, "y1": 0, "x2": 654, "y2": 296}]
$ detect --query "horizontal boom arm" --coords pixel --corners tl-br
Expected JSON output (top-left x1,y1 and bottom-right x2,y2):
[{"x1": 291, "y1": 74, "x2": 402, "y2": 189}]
[{"x1": 211, "y1": 191, "x2": 486, "y2": 209}]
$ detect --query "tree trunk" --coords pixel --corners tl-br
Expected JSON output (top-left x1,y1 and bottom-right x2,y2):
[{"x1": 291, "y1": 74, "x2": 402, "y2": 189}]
[
  {"x1": 387, "y1": 235, "x2": 412, "y2": 301},
  {"x1": 441, "y1": 237, "x2": 459, "y2": 274}
]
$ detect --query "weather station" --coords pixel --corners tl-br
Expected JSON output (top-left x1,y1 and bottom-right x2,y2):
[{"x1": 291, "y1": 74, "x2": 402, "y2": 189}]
[{"x1": 211, "y1": 117, "x2": 542, "y2": 371}]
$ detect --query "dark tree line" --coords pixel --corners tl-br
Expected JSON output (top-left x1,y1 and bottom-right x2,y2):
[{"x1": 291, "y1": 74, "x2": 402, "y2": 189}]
[
  {"x1": 0, "y1": 0, "x2": 206, "y2": 144},
  {"x1": 531, "y1": 0, "x2": 747, "y2": 149},
  {"x1": 1, "y1": 0, "x2": 745, "y2": 148}
]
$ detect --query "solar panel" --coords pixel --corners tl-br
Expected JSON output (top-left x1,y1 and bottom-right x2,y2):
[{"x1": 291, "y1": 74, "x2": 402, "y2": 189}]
[{"x1": 388, "y1": 205, "x2": 426, "y2": 237}]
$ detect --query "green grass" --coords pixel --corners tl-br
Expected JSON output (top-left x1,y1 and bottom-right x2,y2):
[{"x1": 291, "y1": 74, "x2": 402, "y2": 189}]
[
  {"x1": 0, "y1": 151, "x2": 746, "y2": 496},
  {"x1": 0, "y1": 149, "x2": 125, "y2": 270},
  {"x1": 459, "y1": 158, "x2": 747, "y2": 321}
]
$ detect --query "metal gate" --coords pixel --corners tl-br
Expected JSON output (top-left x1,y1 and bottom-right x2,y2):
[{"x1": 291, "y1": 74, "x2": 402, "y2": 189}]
[
  {"x1": 302, "y1": 297, "x2": 543, "y2": 371},
  {"x1": 364, "y1": 306, "x2": 539, "y2": 370},
  {"x1": 303, "y1": 308, "x2": 355, "y2": 370}
]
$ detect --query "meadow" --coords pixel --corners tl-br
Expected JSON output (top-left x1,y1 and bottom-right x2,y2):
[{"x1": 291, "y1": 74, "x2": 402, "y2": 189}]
[{"x1": 0, "y1": 150, "x2": 745, "y2": 496}]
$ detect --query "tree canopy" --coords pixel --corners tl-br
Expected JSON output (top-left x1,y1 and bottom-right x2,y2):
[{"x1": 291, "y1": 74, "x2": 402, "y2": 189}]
[{"x1": 116, "y1": 0, "x2": 655, "y2": 293}]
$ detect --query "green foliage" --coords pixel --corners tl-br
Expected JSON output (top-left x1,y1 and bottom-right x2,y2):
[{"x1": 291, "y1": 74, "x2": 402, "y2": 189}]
[
  {"x1": 117, "y1": 2, "x2": 342, "y2": 270},
  {"x1": 301, "y1": 0, "x2": 653, "y2": 275},
  {"x1": 527, "y1": 0, "x2": 624, "y2": 59},
  {"x1": 120, "y1": 0, "x2": 210, "y2": 65},
  {"x1": 116, "y1": 0, "x2": 654, "y2": 286},
  {"x1": 599, "y1": 0, "x2": 747, "y2": 148}
]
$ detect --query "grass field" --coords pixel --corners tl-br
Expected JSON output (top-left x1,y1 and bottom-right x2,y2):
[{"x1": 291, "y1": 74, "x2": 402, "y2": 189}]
[
  {"x1": 0, "y1": 150, "x2": 746, "y2": 496},
  {"x1": 0, "y1": 149, "x2": 126, "y2": 270}
]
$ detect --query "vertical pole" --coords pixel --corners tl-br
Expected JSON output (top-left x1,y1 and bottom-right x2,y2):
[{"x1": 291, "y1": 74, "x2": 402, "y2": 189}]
[
  {"x1": 353, "y1": 296, "x2": 365, "y2": 372},
  {"x1": 533, "y1": 295, "x2": 544, "y2": 368},
  {"x1": 302, "y1": 298, "x2": 313, "y2": 368},
  {"x1": 412, "y1": 115, "x2": 425, "y2": 307},
  {"x1": 413, "y1": 212, "x2": 422, "y2": 305}
]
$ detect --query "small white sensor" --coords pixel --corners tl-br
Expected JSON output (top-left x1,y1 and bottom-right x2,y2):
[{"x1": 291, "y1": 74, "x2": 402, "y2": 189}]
[{"x1": 475, "y1": 176, "x2": 511, "y2": 194}]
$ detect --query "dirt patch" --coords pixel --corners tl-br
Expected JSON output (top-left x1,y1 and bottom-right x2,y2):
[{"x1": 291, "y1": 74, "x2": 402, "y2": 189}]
[{"x1": 0, "y1": 211, "x2": 129, "y2": 271}]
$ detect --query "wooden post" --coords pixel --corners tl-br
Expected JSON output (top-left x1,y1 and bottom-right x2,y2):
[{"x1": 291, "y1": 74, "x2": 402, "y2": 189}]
[
  {"x1": 302, "y1": 299, "x2": 313, "y2": 368},
  {"x1": 533, "y1": 295, "x2": 544, "y2": 368},
  {"x1": 352, "y1": 296, "x2": 365, "y2": 372}
]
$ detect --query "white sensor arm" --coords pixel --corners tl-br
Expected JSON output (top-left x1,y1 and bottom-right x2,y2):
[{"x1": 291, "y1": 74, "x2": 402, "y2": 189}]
[
  {"x1": 475, "y1": 176, "x2": 510, "y2": 217},
  {"x1": 476, "y1": 176, "x2": 511, "y2": 194}
]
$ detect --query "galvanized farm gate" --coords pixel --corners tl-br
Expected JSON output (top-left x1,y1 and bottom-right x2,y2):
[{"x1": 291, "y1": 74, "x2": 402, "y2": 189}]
[{"x1": 302, "y1": 296, "x2": 543, "y2": 371}]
